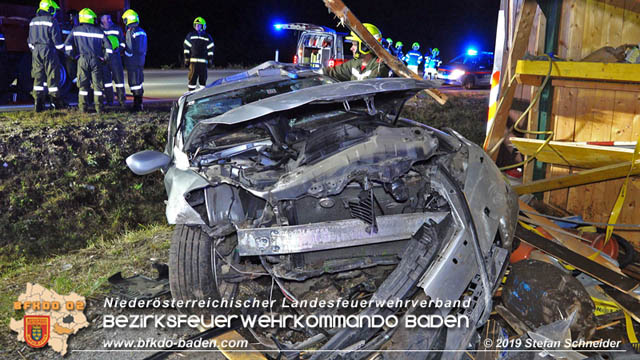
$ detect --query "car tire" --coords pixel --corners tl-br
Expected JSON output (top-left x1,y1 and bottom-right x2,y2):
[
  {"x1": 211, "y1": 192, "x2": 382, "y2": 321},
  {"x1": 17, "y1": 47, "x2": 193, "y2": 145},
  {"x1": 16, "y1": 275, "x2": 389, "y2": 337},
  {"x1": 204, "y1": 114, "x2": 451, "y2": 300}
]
[
  {"x1": 463, "y1": 76, "x2": 475, "y2": 90},
  {"x1": 169, "y1": 224, "x2": 238, "y2": 306}
]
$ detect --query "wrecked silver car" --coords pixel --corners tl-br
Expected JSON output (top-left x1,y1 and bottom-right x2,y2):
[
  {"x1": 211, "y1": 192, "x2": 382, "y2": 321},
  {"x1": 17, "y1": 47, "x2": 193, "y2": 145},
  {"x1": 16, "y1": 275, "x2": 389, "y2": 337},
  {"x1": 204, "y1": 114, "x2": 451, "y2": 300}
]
[{"x1": 127, "y1": 62, "x2": 518, "y2": 357}]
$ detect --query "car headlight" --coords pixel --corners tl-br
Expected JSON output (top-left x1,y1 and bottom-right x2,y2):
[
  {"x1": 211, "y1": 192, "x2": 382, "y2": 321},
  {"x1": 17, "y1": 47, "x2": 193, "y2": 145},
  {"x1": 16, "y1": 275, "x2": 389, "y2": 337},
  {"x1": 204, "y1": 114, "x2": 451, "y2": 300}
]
[{"x1": 450, "y1": 69, "x2": 466, "y2": 80}]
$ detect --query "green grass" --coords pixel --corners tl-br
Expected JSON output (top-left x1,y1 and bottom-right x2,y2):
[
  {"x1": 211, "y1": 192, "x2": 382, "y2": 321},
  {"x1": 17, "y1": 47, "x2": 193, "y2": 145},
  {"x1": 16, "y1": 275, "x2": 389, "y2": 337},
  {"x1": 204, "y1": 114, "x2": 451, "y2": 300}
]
[
  {"x1": 0, "y1": 224, "x2": 173, "y2": 349},
  {"x1": 402, "y1": 92, "x2": 488, "y2": 146}
]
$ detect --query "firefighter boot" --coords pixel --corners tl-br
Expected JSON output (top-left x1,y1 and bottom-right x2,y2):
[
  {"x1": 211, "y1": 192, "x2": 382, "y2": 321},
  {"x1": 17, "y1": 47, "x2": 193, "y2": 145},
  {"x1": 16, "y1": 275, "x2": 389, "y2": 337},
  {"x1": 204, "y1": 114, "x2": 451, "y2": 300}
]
[
  {"x1": 95, "y1": 95, "x2": 104, "y2": 114},
  {"x1": 34, "y1": 93, "x2": 46, "y2": 113},
  {"x1": 132, "y1": 95, "x2": 143, "y2": 112},
  {"x1": 104, "y1": 87, "x2": 114, "y2": 106},
  {"x1": 117, "y1": 91, "x2": 126, "y2": 107},
  {"x1": 78, "y1": 94, "x2": 88, "y2": 113},
  {"x1": 51, "y1": 96, "x2": 67, "y2": 110}
]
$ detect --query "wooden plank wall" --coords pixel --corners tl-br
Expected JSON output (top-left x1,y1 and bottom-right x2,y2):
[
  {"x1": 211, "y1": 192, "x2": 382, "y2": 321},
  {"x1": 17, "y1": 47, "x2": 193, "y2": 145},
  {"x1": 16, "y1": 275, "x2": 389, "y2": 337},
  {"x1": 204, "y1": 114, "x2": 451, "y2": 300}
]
[{"x1": 536, "y1": 0, "x2": 640, "y2": 245}]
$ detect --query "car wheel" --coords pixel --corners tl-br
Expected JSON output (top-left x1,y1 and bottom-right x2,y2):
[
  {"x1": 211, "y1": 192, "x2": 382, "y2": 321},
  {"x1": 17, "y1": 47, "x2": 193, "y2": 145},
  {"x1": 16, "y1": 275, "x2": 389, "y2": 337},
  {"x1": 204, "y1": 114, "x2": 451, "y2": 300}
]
[
  {"x1": 463, "y1": 76, "x2": 475, "y2": 90},
  {"x1": 169, "y1": 225, "x2": 238, "y2": 306}
]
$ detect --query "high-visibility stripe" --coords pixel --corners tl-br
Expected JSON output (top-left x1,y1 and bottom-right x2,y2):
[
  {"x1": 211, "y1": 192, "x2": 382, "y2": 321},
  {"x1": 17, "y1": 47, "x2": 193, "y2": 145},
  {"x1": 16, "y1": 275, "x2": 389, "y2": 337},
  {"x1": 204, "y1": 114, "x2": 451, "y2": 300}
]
[
  {"x1": 30, "y1": 21, "x2": 53, "y2": 27},
  {"x1": 184, "y1": 50, "x2": 190, "y2": 54},
  {"x1": 29, "y1": 43, "x2": 35, "y2": 49},
  {"x1": 0, "y1": 36, "x2": 4, "y2": 41},
  {"x1": 188, "y1": 85, "x2": 197, "y2": 90},
  {"x1": 43, "y1": 82, "x2": 47, "y2": 86},
  {"x1": 55, "y1": 44, "x2": 64, "y2": 50},
  {"x1": 207, "y1": 52, "x2": 213, "y2": 56},
  {"x1": 207, "y1": 43, "x2": 214, "y2": 49},
  {"x1": 61, "y1": 30, "x2": 71, "y2": 35},
  {"x1": 72, "y1": 77, "x2": 77, "y2": 83},
  {"x1": 130, "y1": 84, "x2": 143, "y2": 90},
  {"x1": 79, "y1": 90, "x2": 89, "y2": 96},
  {"x1": 190, "y1": 58, "x2": 207, "y2": 63},
  {"x1": 104, "y1": 83, "x2": 113, "y2": 88},
  {"x1": 73, "y1": 31, "x2": 104, "y2": 39},
  {"x1": 34, "y1": 86, "x2": 45, "y2": 91},
  {"x1": 484, "y1": 7, "x2": 506, "y2": 148},
  {"x1": 190, "y1": 36, "x2": 209, "y2": 41},
  {"x1": 48, "y1": 87, "x2": 58, "y2": 92},
  {"x1": 125, "y1": 51, "x2": 132, "y2": 57},
  {"x1": 104, "y1": 30, "x2": 120, "y2": 35},
  {"x1": 184, "y1": 40, "x2": 192, "y2": 47},
  {"x1": 120, "y1": 43, "x2": 125, "y2": 48},
  {"x1": 106, "y1": 48, "x2": 113, "y2": 54},
  {"x1": 115, "y1": 83, "x2": 125, "y2": 88},
  {"x1": 132, "y1": 31, "x2": 146, "y2": 38},
  {"x1": 65, "y1": 45, "x2": 73, "y2": 51},
  {"x1": 94, "y1": 91, "x2": 103, "y2": 96}
]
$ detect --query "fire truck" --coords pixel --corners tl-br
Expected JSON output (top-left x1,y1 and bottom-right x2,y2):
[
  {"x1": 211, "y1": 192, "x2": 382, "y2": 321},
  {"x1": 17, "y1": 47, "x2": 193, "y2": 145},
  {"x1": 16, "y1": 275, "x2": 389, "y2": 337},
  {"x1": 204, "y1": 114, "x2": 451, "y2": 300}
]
[
  {"x1": 274, "y1": 23, "x2": 354, "y2": 68},
  {"x1": 0, "y1": 0, "x2": 129, "y2": 104}
]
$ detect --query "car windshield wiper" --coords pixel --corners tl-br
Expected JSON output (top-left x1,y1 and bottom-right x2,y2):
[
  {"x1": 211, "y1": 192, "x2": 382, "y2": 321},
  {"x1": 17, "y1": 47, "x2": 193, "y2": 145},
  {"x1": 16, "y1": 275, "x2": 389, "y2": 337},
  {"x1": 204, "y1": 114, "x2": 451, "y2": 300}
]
[{"x1": 195, "y1": 140, "x2": 272, "y2": 166}]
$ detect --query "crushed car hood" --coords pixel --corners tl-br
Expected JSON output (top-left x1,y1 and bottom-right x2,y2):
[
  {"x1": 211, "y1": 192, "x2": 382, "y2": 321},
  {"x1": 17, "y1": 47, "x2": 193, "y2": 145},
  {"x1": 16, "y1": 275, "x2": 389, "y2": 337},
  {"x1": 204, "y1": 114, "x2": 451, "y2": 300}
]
[{"x1": 185, "y1": 78, "x2": 438, "y2": 148}]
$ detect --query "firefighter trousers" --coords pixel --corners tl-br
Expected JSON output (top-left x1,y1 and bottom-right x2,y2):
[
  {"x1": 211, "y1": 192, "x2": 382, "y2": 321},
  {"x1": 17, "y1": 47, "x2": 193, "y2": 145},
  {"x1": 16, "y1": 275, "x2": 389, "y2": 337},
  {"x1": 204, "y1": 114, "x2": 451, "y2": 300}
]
[
  {"x1": 187, "y1": 62, "x2": 207, "y2": 91},
  {"x1": 31, "y1": 45, "x2": 62, "y2": 102},
  {"x1": 126, "y1": 64, "x2": 144, "y2": 97},
  {"x1": 77, "y1": 55, "x2": 105, "y2": 112},
  {"x1": 103, "y1": 54, "x2": 125, "y2": 105}
]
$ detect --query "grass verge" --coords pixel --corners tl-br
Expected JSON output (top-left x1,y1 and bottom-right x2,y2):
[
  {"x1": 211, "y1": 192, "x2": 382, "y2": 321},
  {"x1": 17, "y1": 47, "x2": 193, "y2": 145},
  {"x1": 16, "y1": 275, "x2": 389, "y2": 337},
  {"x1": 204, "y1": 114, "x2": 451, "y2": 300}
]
[{"x1": 0, "y1": 223, "x2": 173, "y2": 349}]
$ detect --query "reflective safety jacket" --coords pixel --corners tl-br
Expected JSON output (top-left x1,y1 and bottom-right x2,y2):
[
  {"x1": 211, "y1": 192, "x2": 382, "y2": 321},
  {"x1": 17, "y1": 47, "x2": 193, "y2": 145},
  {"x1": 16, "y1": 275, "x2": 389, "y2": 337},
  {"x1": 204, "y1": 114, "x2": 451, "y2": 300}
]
[
  {"x1": 124, "y1": 23, "x2": 147, "y2": 67},
  {"x1": 403, "y1": 50, "x2": 423, "y2": 67},
  {"x1": 102, "y1": 23, "x2": 125, "y2": 53},
  {"x1": 183, "y1": 30, "x2": 214, "y2": 64},
  {"x1": 323, "y1": 56, "x2": 391, "y2": 81},
  {"x1": 28, "y1": 10, "x2": 64, "y2": 51},
  {"x1": 64, "y1": 24, "x2": 111, "y2": 60}
]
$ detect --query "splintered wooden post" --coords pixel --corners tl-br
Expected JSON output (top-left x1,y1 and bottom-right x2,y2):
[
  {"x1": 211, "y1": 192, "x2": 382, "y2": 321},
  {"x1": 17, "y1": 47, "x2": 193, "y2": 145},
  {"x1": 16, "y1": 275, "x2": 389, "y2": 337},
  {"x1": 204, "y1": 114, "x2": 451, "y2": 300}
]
[{"x1": 322, "y1": 0, "x2": 448, "y2": 105}]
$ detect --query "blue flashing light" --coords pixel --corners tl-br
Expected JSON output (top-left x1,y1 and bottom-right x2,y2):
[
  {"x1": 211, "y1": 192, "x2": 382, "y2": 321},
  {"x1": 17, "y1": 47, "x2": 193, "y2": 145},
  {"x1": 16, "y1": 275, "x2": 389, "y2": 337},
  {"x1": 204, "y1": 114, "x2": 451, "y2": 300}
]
[
  {"x1": 274, "y1": 23, "x2": 283, "y2": 31},
  {"x1": 467, "y1": 49, "x2": 478, "y2": 56}
]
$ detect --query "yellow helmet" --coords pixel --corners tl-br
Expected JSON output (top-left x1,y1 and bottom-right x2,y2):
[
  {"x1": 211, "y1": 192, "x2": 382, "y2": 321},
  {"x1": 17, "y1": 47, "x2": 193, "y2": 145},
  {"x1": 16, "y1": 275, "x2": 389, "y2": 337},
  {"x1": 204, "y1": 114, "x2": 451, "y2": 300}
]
[
  {"x1": 78, "y1": 8, "x2": 97, "y2": 24},
  {"x1": 38, "y1": 0, "x2": 60, "y2": 15},
  {"x1": 346, "y1": 23, "x2": 382, "y2": 56},
  {"x1": 122, "y1": 9, "x2": 139, "y2": 26},
  {"x1": 193, "y1": 17, "x2": 206, "y2": 31}
]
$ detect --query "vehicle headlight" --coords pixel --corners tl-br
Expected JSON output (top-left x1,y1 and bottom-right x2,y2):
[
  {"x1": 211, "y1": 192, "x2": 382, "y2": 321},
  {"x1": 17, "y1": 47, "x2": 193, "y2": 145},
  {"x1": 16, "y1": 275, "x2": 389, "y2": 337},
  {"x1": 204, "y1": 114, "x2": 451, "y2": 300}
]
[{"x1": 450, "y1": 69, "x2": 466, "y2": 80}]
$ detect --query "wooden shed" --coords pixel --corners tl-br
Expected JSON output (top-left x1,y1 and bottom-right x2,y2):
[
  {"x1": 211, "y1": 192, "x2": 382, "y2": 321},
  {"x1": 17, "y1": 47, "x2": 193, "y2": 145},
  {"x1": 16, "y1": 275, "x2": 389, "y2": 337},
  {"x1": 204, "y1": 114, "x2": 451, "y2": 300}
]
[{"x1": 485, "y1": 0, "x2": 640, "y2": 246}]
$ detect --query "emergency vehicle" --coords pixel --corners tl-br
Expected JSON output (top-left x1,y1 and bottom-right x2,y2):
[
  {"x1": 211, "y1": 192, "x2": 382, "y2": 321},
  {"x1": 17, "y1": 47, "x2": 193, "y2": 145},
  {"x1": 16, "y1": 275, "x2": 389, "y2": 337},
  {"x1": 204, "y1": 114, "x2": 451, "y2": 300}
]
[
  {"x1": 437, "y1": 49, "x2": 493, "y2": 89},
  {"x1": 274, "y1": 23, "x2": 353, "y2": 68}
]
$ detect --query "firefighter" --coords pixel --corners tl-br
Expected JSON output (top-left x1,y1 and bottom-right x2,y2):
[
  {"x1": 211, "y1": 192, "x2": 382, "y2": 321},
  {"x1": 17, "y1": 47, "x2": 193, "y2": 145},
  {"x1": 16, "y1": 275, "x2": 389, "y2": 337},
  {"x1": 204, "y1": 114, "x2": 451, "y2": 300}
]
[
  {"x1": 183, "y1": 17, "x2": 214, "y2": 91},
  {"x1": 423, "y1": 47, "x2": 441, "y2": 80},
  {"x1": 61, "y1": 10, "x2": 79, "y2": 89},
  {"x1": 403, "y1": 42, "x2": 422, "y2": 74},
  {"x1": 394, "y1": 41, "x2": 404, "y2": 61},
  {"x1": 122, "y1": 9, "x2": 147, "y2": 111},
  {"x1": 322, "y1": 23, "x2": 390, "y2": 81},
  {"x1": 64, "y1": 8, "x2": 111, "y2": 113},
  {"x1": 28, "y1": 0, "x2": 65, "y2": 112},
  {"x1": 0, "y1": 26, "x2": 7, "y2": 100},
  {"x1": 101, "y1": 14, "x2": 126, "y2": 106}
]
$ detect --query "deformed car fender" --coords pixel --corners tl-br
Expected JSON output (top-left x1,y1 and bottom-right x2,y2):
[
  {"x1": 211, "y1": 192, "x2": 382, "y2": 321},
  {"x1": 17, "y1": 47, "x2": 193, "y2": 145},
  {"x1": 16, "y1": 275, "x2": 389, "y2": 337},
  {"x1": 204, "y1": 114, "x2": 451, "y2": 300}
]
[{"x1": 164, "y1": 167, "x2": 209, "y2": 225}]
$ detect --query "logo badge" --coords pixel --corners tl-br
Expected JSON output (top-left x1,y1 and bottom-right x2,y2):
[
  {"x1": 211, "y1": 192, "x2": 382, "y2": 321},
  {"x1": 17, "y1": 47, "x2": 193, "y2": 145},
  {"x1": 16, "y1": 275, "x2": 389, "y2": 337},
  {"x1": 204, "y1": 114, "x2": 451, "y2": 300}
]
[{"x1": 24, "y1": 315, "x2": 50, "y2": 348}]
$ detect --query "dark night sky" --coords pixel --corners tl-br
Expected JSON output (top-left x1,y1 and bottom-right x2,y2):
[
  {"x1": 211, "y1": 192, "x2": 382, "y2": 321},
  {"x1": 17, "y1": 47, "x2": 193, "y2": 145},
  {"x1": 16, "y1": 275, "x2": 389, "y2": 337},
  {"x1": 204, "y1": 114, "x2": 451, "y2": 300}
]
[{"x1": 130, "y1": 0, "x2": 499, "y2": 68}]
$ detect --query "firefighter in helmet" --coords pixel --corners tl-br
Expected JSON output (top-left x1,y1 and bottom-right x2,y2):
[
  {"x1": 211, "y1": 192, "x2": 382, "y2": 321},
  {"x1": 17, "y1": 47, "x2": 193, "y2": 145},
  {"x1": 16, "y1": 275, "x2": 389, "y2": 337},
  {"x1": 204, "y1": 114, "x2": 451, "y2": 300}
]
[
  {"x1": 64, "y1": 8, "x2": 112, "y2": 113},
  {"x1": 394, "y1": 41, "x2": 404, "y2": 61},
  {"x1": 183, "y1": 17, "x2": 214, "y2": 91},
  {"x1": 322, "y1": 23, "x2": 390, "y2": 81},
  {"x1": 122, "y1": 9, "x2": 147, "y2": 111},
  {"x1": 423, "y1": 47, "x2": 441, "y2": 80},
  {"x1": 101, "y1": 13, "x2": 126, "y2": 106},
  {"x1": 28, "y1": 0, "x2": 65, "y2": 112},
  {"x1": 403, "y1": 42, "x2": 423, "y2": 74}
]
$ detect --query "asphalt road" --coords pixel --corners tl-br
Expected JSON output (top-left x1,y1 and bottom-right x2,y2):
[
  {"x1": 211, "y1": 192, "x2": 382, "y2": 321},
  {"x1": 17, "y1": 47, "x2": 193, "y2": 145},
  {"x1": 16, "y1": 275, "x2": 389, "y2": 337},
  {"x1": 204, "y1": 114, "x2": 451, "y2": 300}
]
[
  {"x1": 0, "y1": 69, "x2": 242, "y2": 112},
  {"x1": 0, "y1": 69, "x2": 488, "y2": 112}
]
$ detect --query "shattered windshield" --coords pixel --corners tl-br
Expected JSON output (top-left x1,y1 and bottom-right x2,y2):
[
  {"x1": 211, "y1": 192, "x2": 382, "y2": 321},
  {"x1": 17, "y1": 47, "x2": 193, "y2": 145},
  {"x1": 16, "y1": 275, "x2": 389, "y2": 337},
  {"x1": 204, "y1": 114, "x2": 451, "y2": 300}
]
[{"x1": 181, "y1": 75, "x2": 336, "y2": 141}]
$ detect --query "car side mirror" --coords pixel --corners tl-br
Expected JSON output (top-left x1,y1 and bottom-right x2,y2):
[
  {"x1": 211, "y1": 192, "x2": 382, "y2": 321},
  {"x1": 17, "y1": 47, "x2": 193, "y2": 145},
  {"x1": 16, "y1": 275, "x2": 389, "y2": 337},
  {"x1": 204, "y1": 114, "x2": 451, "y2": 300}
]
[{"x1": 126, "y1": 150, "x2": 171, "y2": 175}]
